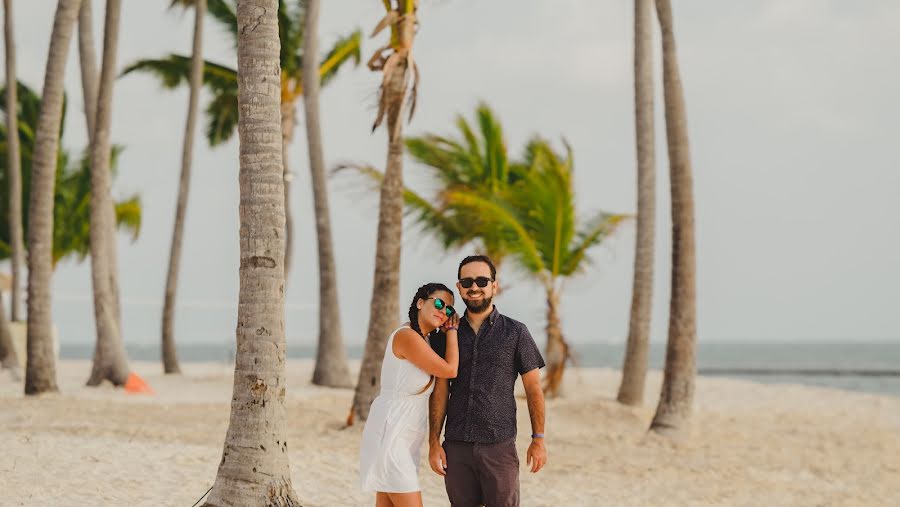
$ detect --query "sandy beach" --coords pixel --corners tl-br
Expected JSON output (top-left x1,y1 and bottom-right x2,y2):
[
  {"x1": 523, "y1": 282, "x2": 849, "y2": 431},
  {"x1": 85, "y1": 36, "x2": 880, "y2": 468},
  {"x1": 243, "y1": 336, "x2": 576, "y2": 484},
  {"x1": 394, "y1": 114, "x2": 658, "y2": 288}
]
[{"x1": 2, "y1": 359, "x2": 899, "y2": 506}]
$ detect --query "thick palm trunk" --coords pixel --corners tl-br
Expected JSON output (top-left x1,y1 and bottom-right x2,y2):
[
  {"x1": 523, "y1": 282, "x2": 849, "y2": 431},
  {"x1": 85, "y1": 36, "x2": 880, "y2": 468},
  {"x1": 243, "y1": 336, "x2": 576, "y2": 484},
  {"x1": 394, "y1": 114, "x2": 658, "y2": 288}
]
[
  {"x1": 649, "y1": 0, "x2": 697, "y2": 437},
  {"x1": 303, "y1": 0, "x2": 351, "y2": 388},
  {"x1": 4, "y1": 0, "x2": 24, "y2": 323},
  {"x1": 86, "y1": 0, "x2": 130, "y2": 387},
  {"x1": 161, "y1": 0, "x2": 205, "y2": 375},
  {"x1": 202, "y1": 1, "x2": 300, "y2": 504},
  {"x1": 281, "y1": 100, "x2": 295, "y2": 285},
  {"x1": 543, "y1": 287, "x2": 568, "y2": 398},
  {"x1": 25, "y1": 0, "x2": 81, "y2": 395},
  {"x1": 617, "y1": 0, "x2": 656, "y2": 407}
]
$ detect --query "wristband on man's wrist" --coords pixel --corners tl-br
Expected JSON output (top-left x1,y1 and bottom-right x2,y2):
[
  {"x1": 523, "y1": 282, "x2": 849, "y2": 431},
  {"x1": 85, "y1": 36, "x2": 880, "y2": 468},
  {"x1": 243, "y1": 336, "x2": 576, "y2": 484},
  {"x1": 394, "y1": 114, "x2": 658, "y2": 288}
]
[{"x1": 531, "y1": 433, "x2": 544, "y2": 439}]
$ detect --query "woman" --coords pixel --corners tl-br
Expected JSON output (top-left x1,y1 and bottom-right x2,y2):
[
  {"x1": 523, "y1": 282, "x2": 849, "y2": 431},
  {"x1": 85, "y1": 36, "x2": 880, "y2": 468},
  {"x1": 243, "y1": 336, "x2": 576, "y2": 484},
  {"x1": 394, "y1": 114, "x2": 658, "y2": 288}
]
[{"x1": 360, "y1": 283, "x2": 460, "y2": 507}]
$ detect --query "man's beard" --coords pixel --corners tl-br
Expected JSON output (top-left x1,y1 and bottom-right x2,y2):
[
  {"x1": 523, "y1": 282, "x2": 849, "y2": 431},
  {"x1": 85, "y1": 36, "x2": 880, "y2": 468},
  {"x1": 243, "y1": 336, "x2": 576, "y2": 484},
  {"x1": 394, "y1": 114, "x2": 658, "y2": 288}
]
[{"x1": 462, "y1": 294, "x2": 493, "y2": 314}]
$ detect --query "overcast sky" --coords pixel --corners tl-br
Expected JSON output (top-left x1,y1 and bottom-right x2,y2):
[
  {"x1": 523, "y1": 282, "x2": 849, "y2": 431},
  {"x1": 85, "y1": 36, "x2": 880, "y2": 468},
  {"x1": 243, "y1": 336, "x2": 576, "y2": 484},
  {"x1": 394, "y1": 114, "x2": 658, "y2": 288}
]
[{"x1": 4, "y1": 0, "x2": 899, "y2": 348}]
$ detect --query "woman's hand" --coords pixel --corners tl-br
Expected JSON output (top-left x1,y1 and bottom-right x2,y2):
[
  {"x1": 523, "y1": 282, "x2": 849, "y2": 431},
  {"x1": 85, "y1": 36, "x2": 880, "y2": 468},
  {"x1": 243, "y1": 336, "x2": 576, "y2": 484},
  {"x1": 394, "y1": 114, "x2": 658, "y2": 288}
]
[{"x1": 441, "y1": 313, "x2": 460, "y2": 333}]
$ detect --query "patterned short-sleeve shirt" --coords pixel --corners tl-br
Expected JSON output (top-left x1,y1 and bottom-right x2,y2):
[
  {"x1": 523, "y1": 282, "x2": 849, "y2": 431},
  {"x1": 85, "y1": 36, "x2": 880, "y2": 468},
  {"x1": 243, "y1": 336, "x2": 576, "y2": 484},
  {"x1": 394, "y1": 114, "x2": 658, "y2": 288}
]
[{"x1": 433, "y1": 306, "x2": 545, "y2": 444}]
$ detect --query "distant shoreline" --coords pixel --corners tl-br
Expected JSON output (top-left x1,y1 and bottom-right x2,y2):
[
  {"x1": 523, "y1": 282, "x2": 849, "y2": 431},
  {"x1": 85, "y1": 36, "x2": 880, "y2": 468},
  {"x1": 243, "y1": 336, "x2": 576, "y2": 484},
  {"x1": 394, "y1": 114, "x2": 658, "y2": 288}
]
[{"x1": 54, "y1": 342, "x2": 900, "y2": 397}]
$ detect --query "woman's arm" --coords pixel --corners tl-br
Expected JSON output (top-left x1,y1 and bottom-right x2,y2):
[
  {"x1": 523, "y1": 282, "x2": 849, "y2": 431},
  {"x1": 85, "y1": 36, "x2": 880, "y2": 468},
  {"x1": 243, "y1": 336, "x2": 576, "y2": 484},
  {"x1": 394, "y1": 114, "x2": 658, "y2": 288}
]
[{"x1": 393, "y1": 317, "x2": 460, "y2": 378}]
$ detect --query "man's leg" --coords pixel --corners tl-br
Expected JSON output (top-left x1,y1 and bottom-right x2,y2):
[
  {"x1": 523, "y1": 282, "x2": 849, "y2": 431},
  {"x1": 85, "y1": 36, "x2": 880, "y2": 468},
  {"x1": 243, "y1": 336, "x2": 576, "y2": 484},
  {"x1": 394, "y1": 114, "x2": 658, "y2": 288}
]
[
  {"x1": 473, "y1": 439, "x2": 520, "y2": 507},
  {"x1": 443, "y1": 440, "x2": 483, "y2": 507}
]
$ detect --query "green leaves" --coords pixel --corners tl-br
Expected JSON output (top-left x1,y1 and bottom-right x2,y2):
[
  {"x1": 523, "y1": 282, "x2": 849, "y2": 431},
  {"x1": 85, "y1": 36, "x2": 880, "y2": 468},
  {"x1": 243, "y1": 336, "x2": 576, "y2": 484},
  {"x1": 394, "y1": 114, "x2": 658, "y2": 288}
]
[
  {"x1": 121, "y1": 55, "x2": 240, "y2": 145},
  {"x1": 0, "y1": 81, "x2": 142, "y2": 266},
  {"x1": 318, "y1": 30, "x2": 363, "y2": 88},
  {"x1": 345, "y1": 104, "x2": 628, "y2": 287},
  {"x1": 123, "y1": 2, "x2": 360, "y2": 147}
]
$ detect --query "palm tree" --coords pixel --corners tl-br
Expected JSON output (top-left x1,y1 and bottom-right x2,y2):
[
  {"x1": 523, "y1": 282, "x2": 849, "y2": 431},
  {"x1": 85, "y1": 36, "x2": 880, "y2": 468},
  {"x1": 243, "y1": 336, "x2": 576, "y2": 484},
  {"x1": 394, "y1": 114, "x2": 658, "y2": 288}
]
[
  {"x1": 302, "y1": 0, "x2": 351, "y2": 387},
  {"x1": 122, "y1": 0, "x2": 361, "y2": 282},
  {"x1": 202, "y1": 1, "x2": 300, "y2": 504},
  {"x1": 649, "y1": 0, "x2": 697, "y2": 437},
  {"x1": 24, "y1": 0, "x2": 81, "y2": 396},
  {"x1": 86, "y1": 0, "x2": 132, "y2": 387},
  {"x1": 404, "y1": 104, "x2": 520, "y2": 265},
  {"x1": 0, "y1": 81, "x2": 142, "y2": 267},
  {"x1": 350, "y1": 0, "x2": 420, "y2": 423},
  {"x1": 78, "y1": 0, "x2": 123, "y2": 338},
  {"x1": 617, "y1": 0, "x2": 656, "y2": 407},
  {"x1": 448, "y1": 140, "x2": 627, "y2": 397},
  {"x1": 4, "y1": 0, "x2": 24, "y2": 323},
  {"x1": 160, "y1": 0, "x2": 206, "y2": 375}
]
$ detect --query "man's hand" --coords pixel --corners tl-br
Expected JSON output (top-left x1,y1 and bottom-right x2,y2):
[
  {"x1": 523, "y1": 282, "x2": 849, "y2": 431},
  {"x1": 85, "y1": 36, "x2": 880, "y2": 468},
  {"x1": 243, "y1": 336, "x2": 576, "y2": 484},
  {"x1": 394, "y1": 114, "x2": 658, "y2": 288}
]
[
  {"x1": 526, "y1": 439, "x2": 547, "y2": 473},
  {"x1": 429, "y1": 443, "x2": 447, "y2": 476}
]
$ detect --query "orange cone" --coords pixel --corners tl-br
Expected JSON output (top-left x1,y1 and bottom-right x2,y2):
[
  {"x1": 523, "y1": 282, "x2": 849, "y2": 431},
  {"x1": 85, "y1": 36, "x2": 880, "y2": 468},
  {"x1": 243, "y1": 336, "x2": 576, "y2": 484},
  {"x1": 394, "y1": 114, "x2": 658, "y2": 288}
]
[{"x1": 124, "y1": 372, "x2": 154, "y2": 394}]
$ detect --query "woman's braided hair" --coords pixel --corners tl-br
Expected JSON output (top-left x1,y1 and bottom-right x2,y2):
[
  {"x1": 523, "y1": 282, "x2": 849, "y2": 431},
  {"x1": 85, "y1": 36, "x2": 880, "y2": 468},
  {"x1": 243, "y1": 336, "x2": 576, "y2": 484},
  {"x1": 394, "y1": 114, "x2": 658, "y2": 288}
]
[{"x1": 407, "y1": 282, "x2": 453, "y2": 395}]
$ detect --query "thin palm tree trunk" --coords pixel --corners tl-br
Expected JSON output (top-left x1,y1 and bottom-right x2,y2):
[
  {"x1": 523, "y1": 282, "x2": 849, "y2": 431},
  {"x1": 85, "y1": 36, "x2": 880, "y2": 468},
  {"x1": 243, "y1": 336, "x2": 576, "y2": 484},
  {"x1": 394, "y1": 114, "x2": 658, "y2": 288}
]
[
  {"x1": 25, "y1": 0, "x2": 82, "y2": 395},
  {"x1": 351, "y1": 80, "x2": 408, "y2": 421},
  {"x1": 351, "y1": 0, "x2": 416, "y2": 423},
  {"x1": 79, "y1": 0, "x2": 123, "y2": 339},
  {"x1": 161, "y1": 0, "x2": 206, "y2": 375},
  {"x1": 617, "y1": 0, "x2": 656, "y2": 407},
  {"x1": 78, "y1": 0, "x2": 98, "y2": 142},
  {"x1": 303, "y1": 0, "x2": 351, "y2": 388},
  {"x1": 650, "y1": 0, "x2": 697, "y2": 437},
  {"x1": 543, "y1": 287, "x2": 569, "y2": 398},
  {"x1": 4, "y1": 0, "x2": 25, "y2": 323},
  {"x1": 86, "y1": 0, "x2": 130, "y2": 387},
  {"x1": 202, "y1": 1, "x2": 300, "y2": 504}
]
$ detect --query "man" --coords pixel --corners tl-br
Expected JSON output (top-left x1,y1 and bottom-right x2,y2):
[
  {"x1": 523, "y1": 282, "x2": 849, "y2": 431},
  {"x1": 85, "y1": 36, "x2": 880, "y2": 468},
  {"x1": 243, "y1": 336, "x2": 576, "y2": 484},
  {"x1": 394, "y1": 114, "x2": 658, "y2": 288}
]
[{"x1": 428, "y1": 255, "x2": 547, "y2": 507}]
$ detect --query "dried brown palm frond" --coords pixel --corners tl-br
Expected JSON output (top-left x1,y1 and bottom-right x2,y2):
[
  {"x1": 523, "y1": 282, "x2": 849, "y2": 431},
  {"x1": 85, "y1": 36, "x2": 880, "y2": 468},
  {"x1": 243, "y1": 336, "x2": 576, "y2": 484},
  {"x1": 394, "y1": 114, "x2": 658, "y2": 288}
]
[{"x1": 368, "y1": 0, "x2": 419, "y2": 133}]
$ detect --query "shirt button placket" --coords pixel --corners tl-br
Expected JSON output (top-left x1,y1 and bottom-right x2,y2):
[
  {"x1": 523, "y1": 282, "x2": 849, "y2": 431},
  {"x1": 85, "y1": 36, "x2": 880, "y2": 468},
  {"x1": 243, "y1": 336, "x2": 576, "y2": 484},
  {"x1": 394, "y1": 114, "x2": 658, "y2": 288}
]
[{"x1": 465, "y1": 333, "x2": 478, "y2": 441}]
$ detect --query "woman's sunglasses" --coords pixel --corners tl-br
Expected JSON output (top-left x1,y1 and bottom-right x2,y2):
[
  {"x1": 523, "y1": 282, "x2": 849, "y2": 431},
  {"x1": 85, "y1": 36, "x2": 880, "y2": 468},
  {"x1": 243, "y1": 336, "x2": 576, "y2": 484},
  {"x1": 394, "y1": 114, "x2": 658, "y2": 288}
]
[
  {"x1": 426, "y1": 297, "x2": 456, "y2": 317},
  {"x1": 459, "y1": 277, "x2": 493, "y2": 289}
]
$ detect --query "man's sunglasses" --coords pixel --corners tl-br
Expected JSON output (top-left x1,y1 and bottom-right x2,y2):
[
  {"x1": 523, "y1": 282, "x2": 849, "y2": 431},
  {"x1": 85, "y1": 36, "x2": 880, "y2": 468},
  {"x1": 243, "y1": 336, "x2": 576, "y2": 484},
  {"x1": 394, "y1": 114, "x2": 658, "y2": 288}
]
[
  {"x1": 459, "y1": 277, "x2": 494, "y2": 289},
  {"x1": 426, "y1": 297, "x2": 456, "y2": 317}
]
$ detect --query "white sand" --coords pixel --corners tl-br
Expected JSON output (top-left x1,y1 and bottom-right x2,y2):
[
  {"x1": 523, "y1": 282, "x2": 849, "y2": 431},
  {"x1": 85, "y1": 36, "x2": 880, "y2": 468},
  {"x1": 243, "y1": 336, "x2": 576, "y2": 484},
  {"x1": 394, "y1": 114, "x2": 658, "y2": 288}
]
[{"x1": 2, "y1": 359, "x2": 899, "y2": 506}]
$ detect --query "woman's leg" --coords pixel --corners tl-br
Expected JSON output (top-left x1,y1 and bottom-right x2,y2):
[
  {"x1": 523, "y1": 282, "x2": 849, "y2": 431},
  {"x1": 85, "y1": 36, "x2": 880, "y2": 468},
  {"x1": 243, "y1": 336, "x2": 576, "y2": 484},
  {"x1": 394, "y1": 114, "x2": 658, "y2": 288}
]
[
  {"x1": 387, "y1": 491, "x2": 424, "y2": 507},
  {"x1": 376, "y1": 492, "x2": 395, "y2": 507}
]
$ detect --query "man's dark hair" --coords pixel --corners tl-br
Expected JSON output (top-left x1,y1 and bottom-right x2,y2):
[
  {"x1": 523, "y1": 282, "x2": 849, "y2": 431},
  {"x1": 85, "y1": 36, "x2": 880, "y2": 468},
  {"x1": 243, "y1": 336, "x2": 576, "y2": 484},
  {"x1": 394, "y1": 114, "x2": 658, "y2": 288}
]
[{"x1": 457, "y1": 255, "x2": 497, "y2": 280}]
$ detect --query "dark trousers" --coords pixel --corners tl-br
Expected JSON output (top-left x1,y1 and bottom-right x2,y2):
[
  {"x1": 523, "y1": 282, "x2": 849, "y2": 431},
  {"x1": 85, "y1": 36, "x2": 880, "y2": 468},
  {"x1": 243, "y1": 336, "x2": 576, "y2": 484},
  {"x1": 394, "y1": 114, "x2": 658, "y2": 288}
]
[{"x1": 443, "y1": 439, "x2": 520, "y2": 507}]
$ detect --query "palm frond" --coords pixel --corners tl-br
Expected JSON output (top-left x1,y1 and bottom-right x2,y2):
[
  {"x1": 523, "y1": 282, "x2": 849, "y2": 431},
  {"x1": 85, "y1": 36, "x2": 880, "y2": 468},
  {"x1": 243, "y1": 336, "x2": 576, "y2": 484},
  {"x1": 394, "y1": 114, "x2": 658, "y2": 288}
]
[
  {"x1": 506, "y1": 138, "x2": 576, "y2": 277},
  {"x1": 475, "y1": 103, "x2": 507, "y2": 188},
  {"x1": 205, "y1": 87, "x2": 239, "y2": 146},
  {"x1": 333, "y1": 163, "x2": 468, "y2": 249},
  {"x1": 318, "y1": 30, "x2": 363, "y2": 88},
  {"x1": 114, "y1": 196, "x2": 143, "y2": 242},
  {"x1": 561, "y1": 211, "x2": 630, "y2": 276},
  {"x1": 445, "y1": 189, "x2": 547, "y2": 279},
  {"x1": 121, "y1": 55, "x2": 237, "y2": 94}
]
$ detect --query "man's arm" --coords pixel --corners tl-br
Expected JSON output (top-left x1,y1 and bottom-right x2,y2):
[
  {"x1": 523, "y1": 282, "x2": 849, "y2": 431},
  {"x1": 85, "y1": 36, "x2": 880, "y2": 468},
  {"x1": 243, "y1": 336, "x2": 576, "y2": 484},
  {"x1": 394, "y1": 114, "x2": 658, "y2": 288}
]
[
  {"x1": 521, "y1": 368, "x2": 547, "y2": 473},
  {"x1": 428, "y1": 378, "x2": 450, "y2": 476}
]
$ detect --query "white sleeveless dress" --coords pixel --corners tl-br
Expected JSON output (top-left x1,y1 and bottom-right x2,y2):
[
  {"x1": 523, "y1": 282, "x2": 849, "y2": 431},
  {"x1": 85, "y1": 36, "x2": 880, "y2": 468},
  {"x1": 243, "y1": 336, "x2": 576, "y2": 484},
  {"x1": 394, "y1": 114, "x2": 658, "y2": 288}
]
[{"x1": 359, "y1": 326, "x2": 435, "y2": 493}]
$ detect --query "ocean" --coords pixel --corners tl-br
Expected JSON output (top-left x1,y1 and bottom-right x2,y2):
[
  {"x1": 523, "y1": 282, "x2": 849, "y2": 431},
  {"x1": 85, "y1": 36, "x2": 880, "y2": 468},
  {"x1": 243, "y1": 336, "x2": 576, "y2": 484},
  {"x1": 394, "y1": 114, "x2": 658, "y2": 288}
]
[{"x1": 59, "y1": 341, "x2": 900, "y2": 397}]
